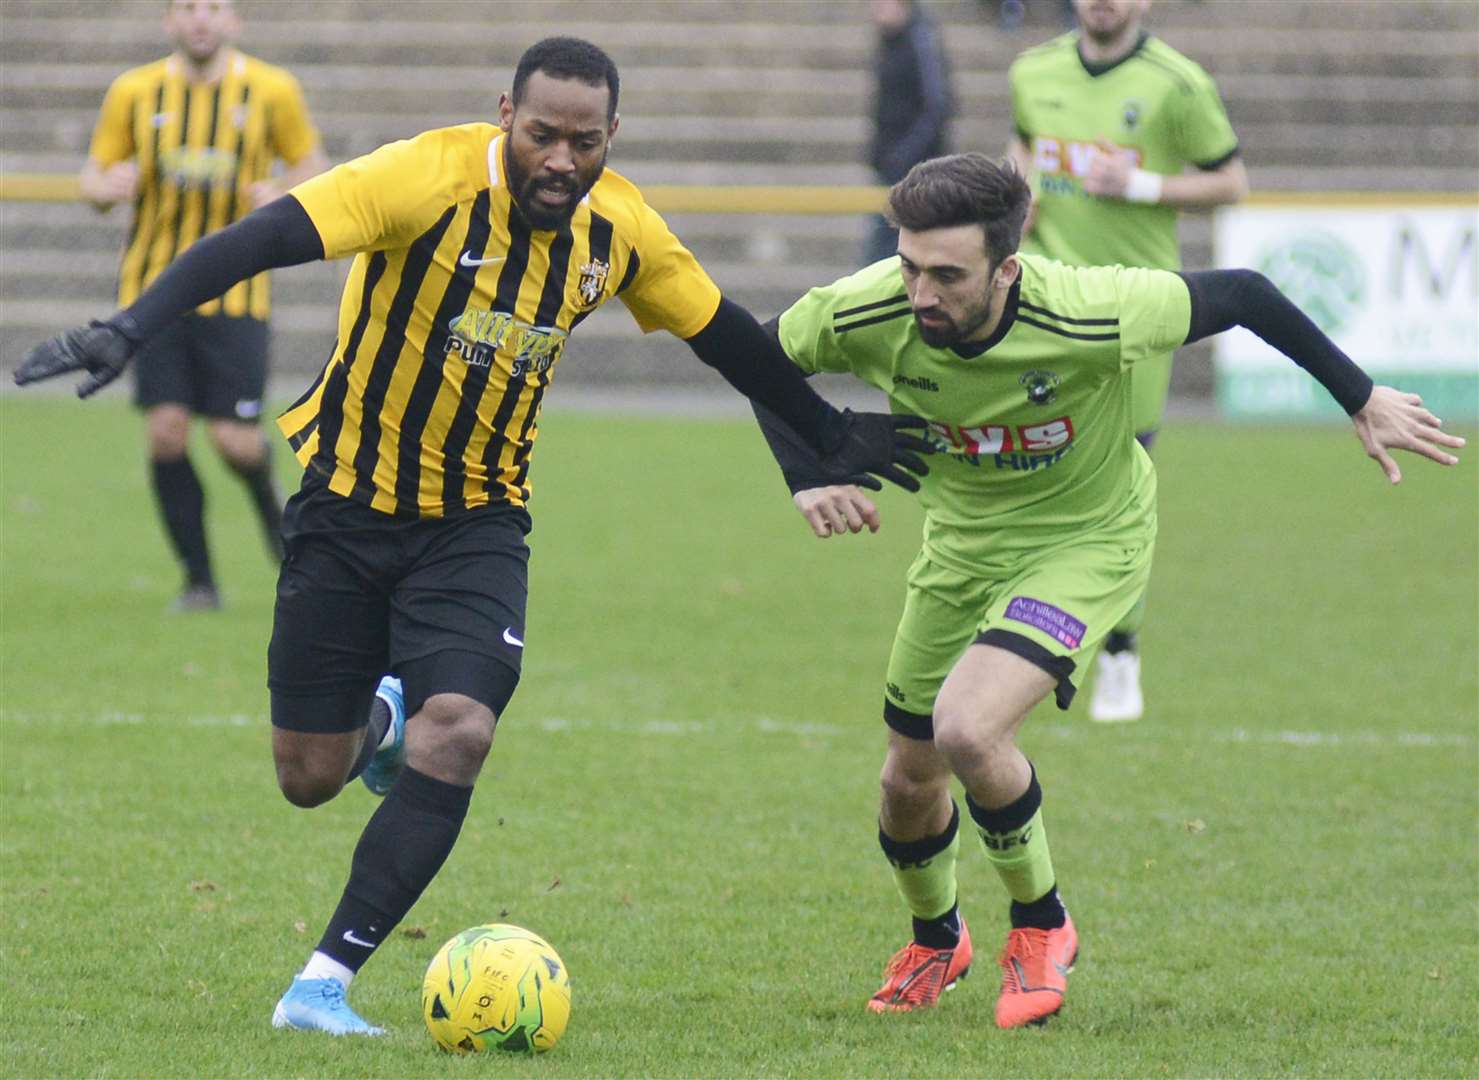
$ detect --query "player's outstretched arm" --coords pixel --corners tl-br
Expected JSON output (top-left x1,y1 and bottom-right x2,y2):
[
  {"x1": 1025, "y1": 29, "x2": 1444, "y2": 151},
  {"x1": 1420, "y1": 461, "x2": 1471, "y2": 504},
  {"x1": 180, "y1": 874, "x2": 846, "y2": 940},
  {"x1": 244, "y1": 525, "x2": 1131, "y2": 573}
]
[
  {"x1": 13, "y1": 197, "x2": 324, "y2": 398},
  {"x1": 1178, "y1": 268, "x2": 1464, "y2": 482},
  {"x1": 1351, "y1": 386, "x2": 1464, "y2": 485},
  {"x1": 686, "y1": 297, "x2": 932, "y2": 491}
]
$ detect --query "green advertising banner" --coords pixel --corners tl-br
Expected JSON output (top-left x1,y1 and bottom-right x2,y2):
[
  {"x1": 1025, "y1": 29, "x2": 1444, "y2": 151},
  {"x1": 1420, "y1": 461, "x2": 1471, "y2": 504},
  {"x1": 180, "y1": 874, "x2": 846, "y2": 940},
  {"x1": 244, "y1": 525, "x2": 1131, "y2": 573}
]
[{"x1": 1213, "y1": 200, "x2": 1478, "y2": 421}]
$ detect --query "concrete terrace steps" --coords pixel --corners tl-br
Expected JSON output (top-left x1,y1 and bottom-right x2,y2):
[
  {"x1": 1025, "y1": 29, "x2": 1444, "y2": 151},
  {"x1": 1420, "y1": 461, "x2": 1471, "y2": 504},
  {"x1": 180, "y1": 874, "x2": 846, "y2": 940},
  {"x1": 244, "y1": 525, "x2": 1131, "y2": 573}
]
[{"x1": 2, "y1": 0, "x2": 1475, "y2": 392}]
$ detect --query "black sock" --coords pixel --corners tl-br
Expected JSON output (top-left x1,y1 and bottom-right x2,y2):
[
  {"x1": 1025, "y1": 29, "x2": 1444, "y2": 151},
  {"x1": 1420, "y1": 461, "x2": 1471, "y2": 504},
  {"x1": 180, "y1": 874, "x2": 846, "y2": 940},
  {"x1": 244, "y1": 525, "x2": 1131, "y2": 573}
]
[
  {"x1": 150, "y1": 456, "x2": 212, "y2": 587},
  {"x1": 1010, "y1": 885, "x2": 1067, "y2": 931},
  {"x1": 1105, "y1": 631, "x2": 1138, "y2": 655},
  {"x1": 965, "y1": 765, "x2": 1041, "y2": 836},
  {"x1": 913, "y1": 901, "x2": 964, "y2": 950},
  {"x1": 226, "y1": 451, "x2": 284, "y2": 561},
  {"x1": 316, "y1": 767, "x2": 473, "y2": 972},
  {"x1": 346, "y1": 694, "x2": 392, "y2": 783}
]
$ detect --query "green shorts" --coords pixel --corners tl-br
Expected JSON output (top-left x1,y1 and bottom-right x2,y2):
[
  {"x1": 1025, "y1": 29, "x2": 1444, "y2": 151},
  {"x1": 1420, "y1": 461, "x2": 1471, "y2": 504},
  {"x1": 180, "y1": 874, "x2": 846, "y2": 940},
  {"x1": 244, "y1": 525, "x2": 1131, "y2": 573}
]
[
  {"x1": 1130, "y1": 348, "x2": 1174, "y2": 438},
  {"x1": 883, "y1": 528, "x2": 1154, "y2": 739}
]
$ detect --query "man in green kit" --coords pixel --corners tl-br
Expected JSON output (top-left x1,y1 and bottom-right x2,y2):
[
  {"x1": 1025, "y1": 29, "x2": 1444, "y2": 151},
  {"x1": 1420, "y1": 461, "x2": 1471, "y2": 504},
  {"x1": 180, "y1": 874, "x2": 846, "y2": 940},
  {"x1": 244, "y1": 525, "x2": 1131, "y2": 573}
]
[
  {"x1": 751, "y1": 154, "x2": 1461, "y2": 1028},
  {"x1": 1007, "y1": 0, "x2": 1250, "y2": 721}
]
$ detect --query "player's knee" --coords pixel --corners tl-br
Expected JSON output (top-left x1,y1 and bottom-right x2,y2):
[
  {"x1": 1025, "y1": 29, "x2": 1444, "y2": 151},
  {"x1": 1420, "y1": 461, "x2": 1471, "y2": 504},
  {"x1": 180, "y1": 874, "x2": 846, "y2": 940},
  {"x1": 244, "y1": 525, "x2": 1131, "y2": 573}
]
[
  {"x1": 147, "y1": 426, "x2": 190, "y2": 460},
  {"x1": 274, "y1": 758, "x2": 344, "y2": 808},
  {"x1": 879, "y1": 756, "x2": 946, "y2": 817},
  {"x1": 412, "y1": 694, "x2": 496, "y2": 770},
  {"x1": 208, "y1": 420, "x2": 266, "y2": 468},
  {"x1": 931, "y1": 700, "x2": 1011, "y2": 770}
]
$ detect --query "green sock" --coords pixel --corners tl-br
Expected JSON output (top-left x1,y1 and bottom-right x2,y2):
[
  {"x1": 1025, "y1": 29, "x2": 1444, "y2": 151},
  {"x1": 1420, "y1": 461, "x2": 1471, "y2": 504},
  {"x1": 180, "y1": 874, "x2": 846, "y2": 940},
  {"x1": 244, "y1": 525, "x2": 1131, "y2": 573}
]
[
  {"x1": 967, "y1": 769, "x2": 1056, "y2": 905},
  {"x1": 878, "y1": 801, "x2": 961, "y2": 920}
]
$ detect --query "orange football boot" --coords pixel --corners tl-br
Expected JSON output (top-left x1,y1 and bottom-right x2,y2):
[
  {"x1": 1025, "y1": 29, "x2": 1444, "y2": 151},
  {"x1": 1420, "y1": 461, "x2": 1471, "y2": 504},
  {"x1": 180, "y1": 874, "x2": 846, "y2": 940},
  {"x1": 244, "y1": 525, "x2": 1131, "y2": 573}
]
[
  {"x1": 994, "y1": 915, "x2": 1077, "y2": 1028},
  {"x1": 866, "y1": 919, "x2": 973, "y2": 1013}
]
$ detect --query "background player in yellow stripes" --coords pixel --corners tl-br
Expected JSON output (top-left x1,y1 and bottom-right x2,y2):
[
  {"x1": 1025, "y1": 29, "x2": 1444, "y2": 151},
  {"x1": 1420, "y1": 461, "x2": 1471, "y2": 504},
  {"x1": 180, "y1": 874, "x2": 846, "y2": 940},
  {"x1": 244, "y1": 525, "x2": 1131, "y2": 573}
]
[
  {"x1": 83, "y1": 0, "x2": 327, "y2": 610},
  {"x1": 17, "y1": 36, "x2": 931, "y2": 1036},
  {"x1": 1007, "y1": 0, "x2": 1249, "y2": 720}
]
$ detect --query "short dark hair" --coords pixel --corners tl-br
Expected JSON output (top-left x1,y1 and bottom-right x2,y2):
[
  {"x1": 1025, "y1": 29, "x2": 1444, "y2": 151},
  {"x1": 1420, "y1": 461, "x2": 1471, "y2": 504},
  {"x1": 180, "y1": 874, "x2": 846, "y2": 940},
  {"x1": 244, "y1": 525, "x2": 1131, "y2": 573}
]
[
  {"x1": 512, "y1": 37, "x2": 620, "y2": 122},
  {"x1": 886, "y1": 153, "x2": 1033, "y2": 267}
]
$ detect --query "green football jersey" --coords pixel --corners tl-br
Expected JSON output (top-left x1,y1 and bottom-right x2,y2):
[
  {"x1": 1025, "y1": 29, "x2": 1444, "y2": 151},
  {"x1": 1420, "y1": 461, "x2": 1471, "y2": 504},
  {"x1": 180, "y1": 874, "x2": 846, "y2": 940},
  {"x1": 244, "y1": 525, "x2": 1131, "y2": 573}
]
[
  {"x1": 777, "y1": 254, "x2": 1192, "y2": 574},
  {"x1": 1010, "y1": 31, "x2": 1238, "y2": 271}
]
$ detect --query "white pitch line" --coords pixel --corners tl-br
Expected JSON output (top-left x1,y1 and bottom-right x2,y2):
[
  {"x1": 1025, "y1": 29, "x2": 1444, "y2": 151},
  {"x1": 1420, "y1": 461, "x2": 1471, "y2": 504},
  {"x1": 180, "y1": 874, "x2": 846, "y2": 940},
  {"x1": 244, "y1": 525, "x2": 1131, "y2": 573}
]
[{"x1": 1, "y1": 709, "x2": 1473, "y2": 751}]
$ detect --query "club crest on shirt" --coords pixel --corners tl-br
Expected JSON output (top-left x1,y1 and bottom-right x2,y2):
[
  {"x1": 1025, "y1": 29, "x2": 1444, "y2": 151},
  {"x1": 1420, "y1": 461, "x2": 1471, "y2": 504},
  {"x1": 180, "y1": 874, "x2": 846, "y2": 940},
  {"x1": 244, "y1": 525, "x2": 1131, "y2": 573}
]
[
  {"x1": 1020, "y1": 369, "x2": 1060, "y2": 406},
  {"x1": 576, "y1": 258, "x2": 610, "y2": 307}
]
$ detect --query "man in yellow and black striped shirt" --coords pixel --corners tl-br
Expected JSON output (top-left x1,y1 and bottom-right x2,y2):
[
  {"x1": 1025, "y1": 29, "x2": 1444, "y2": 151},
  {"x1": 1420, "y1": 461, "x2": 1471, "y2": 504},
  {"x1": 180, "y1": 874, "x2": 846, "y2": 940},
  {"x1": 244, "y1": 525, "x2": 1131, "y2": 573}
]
[
  {"x1": 18, "y1": 36, "x2": 930, "y2": 1035},
  {"x1": 84, "y1": 0, "x2": 326, "y2": 610}
]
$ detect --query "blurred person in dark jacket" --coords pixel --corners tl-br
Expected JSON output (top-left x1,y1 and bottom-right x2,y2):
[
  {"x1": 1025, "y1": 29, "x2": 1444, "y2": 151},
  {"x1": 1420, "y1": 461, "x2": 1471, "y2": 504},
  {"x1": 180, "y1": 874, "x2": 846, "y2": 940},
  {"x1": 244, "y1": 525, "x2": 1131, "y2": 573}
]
[{"x1": 864, "y1": 0, "x2": 955, "y2": 265}]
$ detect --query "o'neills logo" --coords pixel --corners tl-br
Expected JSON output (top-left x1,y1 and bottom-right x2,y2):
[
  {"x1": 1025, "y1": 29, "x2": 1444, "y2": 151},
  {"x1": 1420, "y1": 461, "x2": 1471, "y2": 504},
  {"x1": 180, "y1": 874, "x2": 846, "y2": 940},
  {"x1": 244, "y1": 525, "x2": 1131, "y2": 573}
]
[{"x1": 892, "y1": 373, "x2": 939, "y2": 392}]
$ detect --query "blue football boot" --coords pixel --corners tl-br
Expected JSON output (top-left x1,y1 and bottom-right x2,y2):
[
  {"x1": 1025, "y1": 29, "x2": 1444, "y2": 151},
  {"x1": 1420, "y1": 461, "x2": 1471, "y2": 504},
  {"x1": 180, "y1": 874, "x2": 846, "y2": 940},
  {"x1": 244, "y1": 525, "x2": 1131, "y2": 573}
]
[
  {"x1": 361, "y1": 675, "x2": 406, "y2": 796},
  {"x1": 271, "y1": 976, "x2": 384, "y2": 1036}
]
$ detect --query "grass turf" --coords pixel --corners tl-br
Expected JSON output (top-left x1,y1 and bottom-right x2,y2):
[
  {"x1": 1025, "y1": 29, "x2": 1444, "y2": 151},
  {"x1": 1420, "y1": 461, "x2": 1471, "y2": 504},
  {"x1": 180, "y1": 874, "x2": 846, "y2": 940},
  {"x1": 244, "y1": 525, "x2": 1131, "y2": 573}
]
[{"x1": 1, "y1": 397, "x2": 1474, "y2": 1078}]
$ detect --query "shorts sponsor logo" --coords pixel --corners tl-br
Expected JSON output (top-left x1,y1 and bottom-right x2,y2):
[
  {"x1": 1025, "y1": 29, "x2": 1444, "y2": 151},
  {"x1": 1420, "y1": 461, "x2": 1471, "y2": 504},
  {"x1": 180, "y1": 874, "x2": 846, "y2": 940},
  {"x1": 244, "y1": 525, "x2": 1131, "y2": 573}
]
[
  {"x1": 234, "y1": 398, "x2": 262, "y2": 419},
  {"x1": 886, "y1": 681, "x2": 907, "y2": 703},
  {"x1": 1005, "y1": 595, "x2": 1085, "y2": 649}
]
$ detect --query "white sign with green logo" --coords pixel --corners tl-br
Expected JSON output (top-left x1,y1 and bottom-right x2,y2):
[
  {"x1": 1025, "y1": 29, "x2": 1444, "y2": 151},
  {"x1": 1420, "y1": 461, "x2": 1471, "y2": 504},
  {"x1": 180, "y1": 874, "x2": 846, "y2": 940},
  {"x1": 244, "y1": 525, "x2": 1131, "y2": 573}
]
[{"x1": 1213, "y1": 203, "x2": 1478, "y2": 420}]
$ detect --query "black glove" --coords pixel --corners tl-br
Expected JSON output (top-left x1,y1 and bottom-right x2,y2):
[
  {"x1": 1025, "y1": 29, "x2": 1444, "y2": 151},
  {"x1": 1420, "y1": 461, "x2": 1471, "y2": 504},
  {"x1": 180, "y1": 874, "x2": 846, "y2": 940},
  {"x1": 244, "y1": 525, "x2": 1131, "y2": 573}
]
[
  {"x1": 814, "y1": 409, "x2": 934, "y2": 493},
  {"x1": 13, "y1": 319, "x2": 138, "y2": 399}
]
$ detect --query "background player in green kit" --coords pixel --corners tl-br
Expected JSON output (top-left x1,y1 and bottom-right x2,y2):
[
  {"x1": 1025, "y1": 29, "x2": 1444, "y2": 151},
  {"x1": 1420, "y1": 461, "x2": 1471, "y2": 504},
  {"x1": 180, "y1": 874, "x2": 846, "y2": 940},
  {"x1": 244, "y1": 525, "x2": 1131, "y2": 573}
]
[
  {"x1": 752, "y1": 154, "x2": 1462, "y2": 1029},
  {"x1": 1007, "y1": 0, "x2": 1250, "y2": 721}
]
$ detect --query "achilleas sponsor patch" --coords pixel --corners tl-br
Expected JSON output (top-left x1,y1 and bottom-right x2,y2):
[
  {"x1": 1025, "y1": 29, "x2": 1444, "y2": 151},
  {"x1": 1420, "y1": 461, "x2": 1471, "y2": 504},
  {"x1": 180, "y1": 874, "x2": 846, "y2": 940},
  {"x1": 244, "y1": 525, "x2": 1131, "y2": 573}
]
[{"x1": 1005, "y1": 596, "x2": 1085, "y2": 648}]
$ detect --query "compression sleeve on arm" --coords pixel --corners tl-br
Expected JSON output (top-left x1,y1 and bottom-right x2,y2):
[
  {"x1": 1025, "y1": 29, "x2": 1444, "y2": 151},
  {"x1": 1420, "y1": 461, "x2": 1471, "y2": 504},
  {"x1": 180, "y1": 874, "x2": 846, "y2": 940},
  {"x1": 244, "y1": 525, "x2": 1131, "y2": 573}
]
[
  {"x1": 114, "y1": 196, "x2": 325, "y2": 342},
  {"x1": 1178, "y1": 268, "x2": 1374, "y2": 415},
  {"x1": 685, "y1": 295, "x2": 842, "y2": 450}
]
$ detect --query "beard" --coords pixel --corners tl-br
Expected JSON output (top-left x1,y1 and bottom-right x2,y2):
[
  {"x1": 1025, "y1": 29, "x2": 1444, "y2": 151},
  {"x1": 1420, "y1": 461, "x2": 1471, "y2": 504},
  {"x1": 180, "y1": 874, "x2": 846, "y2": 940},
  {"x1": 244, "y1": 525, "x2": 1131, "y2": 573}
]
[
  {"x1": 913, "y1": 296, "x2": 994, "y2": 348},
  {"x1": 1078, "y1": 4, "x2": 1135, "y2": 44},
  {"x1": 505, "y1": 146, "x2": 607, "y2": 231}
]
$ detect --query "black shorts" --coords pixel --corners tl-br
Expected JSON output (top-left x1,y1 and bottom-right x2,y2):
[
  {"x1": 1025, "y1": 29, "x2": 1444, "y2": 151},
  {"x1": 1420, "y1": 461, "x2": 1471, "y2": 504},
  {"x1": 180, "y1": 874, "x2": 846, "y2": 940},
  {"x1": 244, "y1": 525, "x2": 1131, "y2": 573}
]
[
  {"x1": 267, "y1": 471, "x2": 532, "y2": 732},
  {"x1": 132, "y1": 313, "x2": 269, "y2": 421}
]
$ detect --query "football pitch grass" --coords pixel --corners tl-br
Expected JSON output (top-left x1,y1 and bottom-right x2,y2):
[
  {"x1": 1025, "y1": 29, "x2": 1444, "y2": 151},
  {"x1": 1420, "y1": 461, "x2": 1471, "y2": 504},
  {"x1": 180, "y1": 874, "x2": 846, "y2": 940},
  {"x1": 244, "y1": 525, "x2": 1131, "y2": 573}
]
[{"x1": 1, "y1": 397, "x2": 1474, "y2": 1078}]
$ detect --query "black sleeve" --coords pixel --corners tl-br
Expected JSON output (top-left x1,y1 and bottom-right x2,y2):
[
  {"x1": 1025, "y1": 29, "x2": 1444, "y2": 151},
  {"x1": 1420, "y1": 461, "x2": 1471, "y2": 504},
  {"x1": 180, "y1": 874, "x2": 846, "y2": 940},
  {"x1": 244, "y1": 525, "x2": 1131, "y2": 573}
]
[
  {"x1": 113, "y1": 196, "x2": 325, "y2": 342},
  {"x1": 685, "y1": 296, "x2": 842, "y2": 451},
  {"x1": 745, "y1": 316, "x2": 833, "y2": 493},
  {"x1": 1177, "y1": 268, "x2": 1374, "y2": 415}
]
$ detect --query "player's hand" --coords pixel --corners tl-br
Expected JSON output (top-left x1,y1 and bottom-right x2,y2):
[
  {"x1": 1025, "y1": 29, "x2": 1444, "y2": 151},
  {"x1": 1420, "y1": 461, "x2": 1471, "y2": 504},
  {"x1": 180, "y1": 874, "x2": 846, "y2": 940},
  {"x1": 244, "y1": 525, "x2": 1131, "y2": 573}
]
[
  {"x1": 1083, "y1": 138, "x2": 1133, "y2": 199},
  {"x1": 245, "y1": 179, "x2": 283, "y2": 209},
  {"x1": 816, "y1": 409, "x2": 933, "y2": 493},
  {"x1": 794, "y1": 484, "x2": 881, "y2": 539},
  {"x1": 97, "y1": 162, "x2": 140, "y2": 204},
  {"x1": 1352, "y1": 385, "x2": 1464, "y2": 484},
  {"x1": 13, "y1": 320, "x2": 137, "y2": 399}
]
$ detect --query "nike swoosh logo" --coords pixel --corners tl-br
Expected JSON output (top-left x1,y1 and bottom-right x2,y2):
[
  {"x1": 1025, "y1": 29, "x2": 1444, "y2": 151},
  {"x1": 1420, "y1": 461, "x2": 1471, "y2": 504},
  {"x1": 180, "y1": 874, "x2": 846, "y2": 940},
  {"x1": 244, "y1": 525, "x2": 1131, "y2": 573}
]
[
  {"x1": 341, "y1": 929, "x2": 376, "y2": 948},
  {"x1": 460, "y1": 251, "x2": 506, "y2": 267},
  {"x1": 503, "y1": 628, "x2": 524, "y2": 648}
]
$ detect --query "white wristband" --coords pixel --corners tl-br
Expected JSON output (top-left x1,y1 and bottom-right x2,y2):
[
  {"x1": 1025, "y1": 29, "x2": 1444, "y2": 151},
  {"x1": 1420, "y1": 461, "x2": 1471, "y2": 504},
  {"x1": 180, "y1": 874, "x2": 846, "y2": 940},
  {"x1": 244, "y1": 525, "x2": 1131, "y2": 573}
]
[{"x1": 1123, "y1": 168, "x2": 1164, "y2": 204}]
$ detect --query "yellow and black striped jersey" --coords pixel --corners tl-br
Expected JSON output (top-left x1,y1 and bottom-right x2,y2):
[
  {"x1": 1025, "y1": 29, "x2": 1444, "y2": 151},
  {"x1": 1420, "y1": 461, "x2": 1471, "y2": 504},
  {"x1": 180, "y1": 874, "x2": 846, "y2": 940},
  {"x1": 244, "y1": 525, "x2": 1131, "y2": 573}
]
[
  {"x1": 277, "y1": 123, "x2": 723, "y2": 518},
  {"x1": 90, "y1": 50, "x2": 319, "y2": 318}
]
